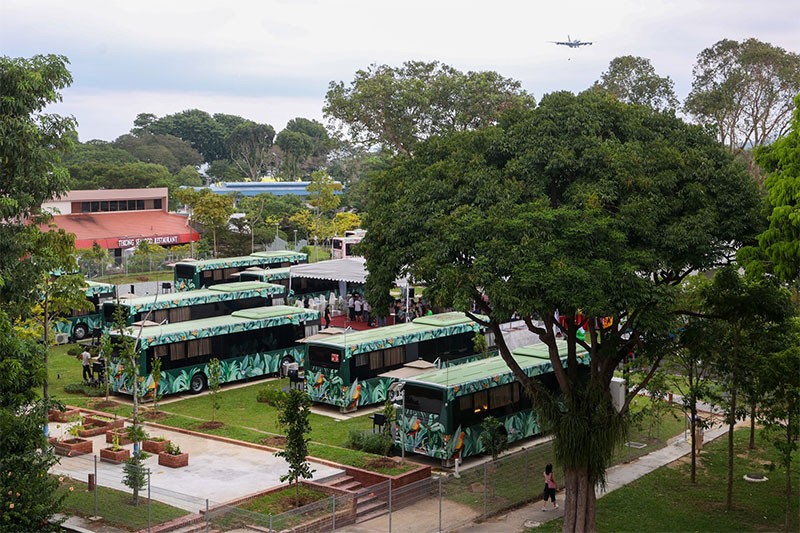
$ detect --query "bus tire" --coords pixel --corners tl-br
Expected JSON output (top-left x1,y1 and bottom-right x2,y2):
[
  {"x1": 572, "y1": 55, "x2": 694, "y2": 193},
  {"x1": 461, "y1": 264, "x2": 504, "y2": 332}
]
[
  {"x1": 72, "y1": 323, "x2": 89, "y2": 341},
  {"x1": 189, "y1": 373, "x2": 207, "y2": 394}
]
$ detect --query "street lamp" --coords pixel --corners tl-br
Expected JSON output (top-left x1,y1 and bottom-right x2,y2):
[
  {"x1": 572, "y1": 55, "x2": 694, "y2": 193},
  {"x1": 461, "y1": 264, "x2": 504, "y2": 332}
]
[
  {"x1": 294, "y1": 229, "x2": 298, "y2": 250},
  {"x1": 389, "y1": 382, "x2": 405, "y2": 464}
]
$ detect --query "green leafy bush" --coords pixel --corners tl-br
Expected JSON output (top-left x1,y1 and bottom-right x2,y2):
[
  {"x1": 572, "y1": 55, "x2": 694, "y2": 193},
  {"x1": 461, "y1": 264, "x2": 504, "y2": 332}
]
[
  {"x1": 256, "y1": 388, "x2": 286, "y2": 405},
  {"x1": 347, "y1": 429, "x2": 392, "y2": 456}
]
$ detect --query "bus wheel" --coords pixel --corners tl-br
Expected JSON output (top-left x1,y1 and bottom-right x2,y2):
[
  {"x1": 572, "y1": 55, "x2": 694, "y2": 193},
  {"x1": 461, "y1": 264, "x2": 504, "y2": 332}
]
[
  {"x1": 189, "y1": 373, "x2": 207, "y2": 394},
  {"x1": 73, "y1": 323, "x2": 89, "y2": 341}
]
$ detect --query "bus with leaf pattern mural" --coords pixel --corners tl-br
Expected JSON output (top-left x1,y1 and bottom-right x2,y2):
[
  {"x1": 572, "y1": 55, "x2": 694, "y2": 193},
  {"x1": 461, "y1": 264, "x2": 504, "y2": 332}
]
[
  {"x1": 302, "y1": 312, "x2": 494, "y2": 412},
  {"x1": 173, "y1": 251, "x2": 307, "y2": 291},
  {"x1": 394, "y1": 341, "x2": 589, "y2": 465},
  {"x1": 102, "y1": 281, "x2": 286, "y2": 327},
  {"x1": 54, "y1": 280, "x2": 117, "y2": 342},
  {"x1": 109, "y1": 305, "x2": 319, "y2": 397}
]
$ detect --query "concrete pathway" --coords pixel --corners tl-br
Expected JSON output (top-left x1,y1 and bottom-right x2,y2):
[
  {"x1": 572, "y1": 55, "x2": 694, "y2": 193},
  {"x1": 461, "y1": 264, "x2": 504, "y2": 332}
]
[{"x1": 50, "y1": 420, "x2": 343, "y2": 513}]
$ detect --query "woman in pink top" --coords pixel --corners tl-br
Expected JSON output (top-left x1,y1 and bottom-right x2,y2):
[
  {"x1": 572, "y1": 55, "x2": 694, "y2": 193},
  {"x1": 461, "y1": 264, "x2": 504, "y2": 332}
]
[{"x1": 542, "y1": 463, "x2": 559, "y2": 511}]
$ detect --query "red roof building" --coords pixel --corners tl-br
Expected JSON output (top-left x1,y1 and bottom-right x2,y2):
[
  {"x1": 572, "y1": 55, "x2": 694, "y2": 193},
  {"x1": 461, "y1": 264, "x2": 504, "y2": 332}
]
[{"x1": 41, "y1": 188, "x2": 199, "y2": 259}]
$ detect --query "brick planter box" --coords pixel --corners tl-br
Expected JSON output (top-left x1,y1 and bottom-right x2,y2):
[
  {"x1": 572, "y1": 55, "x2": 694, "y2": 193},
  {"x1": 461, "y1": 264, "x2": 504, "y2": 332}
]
[
  {"x1": 77, "y1": 423, "x2": 110, "y2": 438},
  {"x1": 85, "y1": 416, "x2": 124, "y2": 429},
  {"x1": 158, "y1": 451, "x2": 189, "y2": 468},
  {"x1": 48, "y1": 408, "x2": 81, "y2": 423},
  {"x1": 54, "y1": 438, "x2": 93, "y2": 457},
  {"x1": 106, "y1": 428, "x2": 132, "y2": 446},
  {"x1": 100, "y1": 447, "x2": 131, "y2": 464},
  {"x1": 142, "y1": 438, "x2": 170, "y2": 454}
]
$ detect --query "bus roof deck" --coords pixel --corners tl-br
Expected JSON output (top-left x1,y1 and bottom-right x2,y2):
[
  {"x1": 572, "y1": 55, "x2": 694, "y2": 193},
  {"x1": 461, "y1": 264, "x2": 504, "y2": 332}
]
[
  {"x1": 301, "y1": 312, "x2": 481, "y2": 356},
  {"x1": 403, "y1": 341, "x2": 587, "y2": 395},
  {"x1": 173, "y1": 251, "x2": 306, "y2": 271},
  {"x1": 115, "y1": 305, "x2": 319, "y2": 348}
]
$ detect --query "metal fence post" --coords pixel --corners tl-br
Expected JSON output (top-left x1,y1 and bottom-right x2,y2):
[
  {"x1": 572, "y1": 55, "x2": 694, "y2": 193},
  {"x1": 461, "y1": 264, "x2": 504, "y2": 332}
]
[
  {"x1": 388, "y1": 479, "x2": 393, "y2": 533},
  {"x1": 147, "y1": 469, "x2": 151, "y2": 533},
  {"x1": 332, "y1": 494, "x2": 336, "y2": 531},
  {"x1": 93, "y1": 455, "x2": 98, "y2": 518},
  {"x1": 269, "y1": 514, "x2": 272, "y2": 533},
  {"x1": 483, "y1": 462, "x2": 488, "y2": 517},
  {"x1": 525, "y1": 448, "x2": 530, "y2": 501},
  {"x1": 438, "y1": 476, "x2": 443, "y2": 532},
  {"x1": 205, "y1": 499, "x2": 209, "y2": 532}
]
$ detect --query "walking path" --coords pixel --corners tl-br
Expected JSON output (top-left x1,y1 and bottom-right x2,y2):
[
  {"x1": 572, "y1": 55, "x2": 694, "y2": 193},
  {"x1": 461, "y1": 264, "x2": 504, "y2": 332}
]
[{"x1": 456, "y1": 420, "x2": 733, "y2": 532}]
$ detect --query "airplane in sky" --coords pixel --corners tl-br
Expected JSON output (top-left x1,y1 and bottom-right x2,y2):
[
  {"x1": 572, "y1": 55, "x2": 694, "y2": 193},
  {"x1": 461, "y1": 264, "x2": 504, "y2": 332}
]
[{"x1": 549, "y1": 35, "x2": 593, "y2": 48}]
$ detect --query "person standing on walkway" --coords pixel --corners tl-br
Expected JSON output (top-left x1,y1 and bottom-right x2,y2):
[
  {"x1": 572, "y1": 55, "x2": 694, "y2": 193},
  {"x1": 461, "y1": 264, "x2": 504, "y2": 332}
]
[
  {"x1": 324, "y1": 304, "x2": 331, "y2": 329},
  {"x1": 542, "y1": 463, "x2": 559, "y2": 511}
]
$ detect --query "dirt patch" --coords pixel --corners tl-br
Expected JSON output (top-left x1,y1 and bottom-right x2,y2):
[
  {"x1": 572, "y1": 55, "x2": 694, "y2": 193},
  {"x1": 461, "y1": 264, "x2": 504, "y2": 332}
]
[
  {"x1": 260, "y1": 436, "x2": 287, "y2": 447},
  {"x1": 278, "y1": 492, "x2": 320, "y2": 509},
  {"x1": 364, "y1": 456, "x2": 401, "y2": 470},
  {"x1": 141, "y1": 410, "x2": 168, "y2": 420},
  {"x1": 198, "y1": 421, "x2": 225, "y2": 430}
]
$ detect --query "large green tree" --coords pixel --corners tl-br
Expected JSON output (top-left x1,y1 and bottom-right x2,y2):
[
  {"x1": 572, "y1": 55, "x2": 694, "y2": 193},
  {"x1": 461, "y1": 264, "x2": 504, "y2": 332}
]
[
  {"x1": 226, "y1": 121, "x2": 275, "y2": 179},
  {"x1": 112, "y1": 132, "x2": 203, "y2": 173},
  {"x1": 685, "y1": 39, "x2": 800, "y2": 176},
  {"x1": 175, "y1": 188, "x2": 235, "y2": 257},
  {"x1": 753, "y1": 93, "x2": 800, "y2": 281},
  {"x1": 0, "y1": 53, "x2": 77, "y2": 531},
  {"x1": 324, "y1": 60, "x2": 534, "y2": 156},
  {"x1": 594, "y1": 55, "x2": 678, "y2": 111},
  {"x1": 364, "y1": 90, "x2": 760, "y2": 532}
]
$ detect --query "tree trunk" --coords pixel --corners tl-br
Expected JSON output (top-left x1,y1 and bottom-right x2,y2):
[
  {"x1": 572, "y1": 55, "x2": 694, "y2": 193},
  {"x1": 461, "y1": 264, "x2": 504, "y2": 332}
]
[
  {"x1": 726, "y1": 387, "x2": 736, "y2": 512},
  {"x1": 690, "y1": 405, "x2": 697, "y2": 484},
  {"x1": 563, "y1": 467, "x2": 596, "y2": 533},
  {"x1": 785, "y1": 418, "x2": 793, "y2": 533},
  {"x1": 748, "y1": 403, "x2": 756, "y2": 449},
  {"x1": 43, "y1": 298, "x2": 50, "y2": 403}
]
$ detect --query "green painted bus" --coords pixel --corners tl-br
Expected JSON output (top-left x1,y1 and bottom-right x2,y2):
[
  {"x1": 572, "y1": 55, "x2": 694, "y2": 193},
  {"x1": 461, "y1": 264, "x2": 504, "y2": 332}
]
[
  {"x1": 54, "y1": 280, "x2": 117, "y2": 341},
  {"x1": 102, "y1": 281, "x2": 286, "y2": 327},
  {"x1": 173, "y1": 251, "x2": 307, "y2": 291},
  {"x1": 394, "y1": 341, "x2": 589, "y2": 464},
  {"x1": 302, "y1": 312, "x2": 494, "y2": 412},
  {"x1": 109, "y1": 305, "x2": 320, "y2": 397},
  {"x1": 236, "y1": 266, "x2": 291, "y2": 294}
]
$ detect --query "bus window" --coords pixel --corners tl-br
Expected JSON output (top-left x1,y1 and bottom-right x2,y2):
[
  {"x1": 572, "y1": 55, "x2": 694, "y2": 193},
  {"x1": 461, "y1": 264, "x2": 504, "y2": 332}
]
[
  {"x1": 308, "y1": 345, "x2": 342, "y2": 369},
  {"x1": 404, "y1": 385, "x2": 443, "y2": 415}
]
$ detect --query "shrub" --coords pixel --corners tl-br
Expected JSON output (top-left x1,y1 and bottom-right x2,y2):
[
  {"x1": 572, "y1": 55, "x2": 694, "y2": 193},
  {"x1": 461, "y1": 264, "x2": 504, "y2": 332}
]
[
  {"x1": 347, "y1": 429, "x2": 392, "y2": 456},
  {"x1": 256, "y1": 388, "x2": 286, "y2": 405},
  {"x1": 67, "y1": 346, "x2": 80, "y2": 357},
  {"x1": 165, "y1": 442, "x2": 182, "y2": 455}
]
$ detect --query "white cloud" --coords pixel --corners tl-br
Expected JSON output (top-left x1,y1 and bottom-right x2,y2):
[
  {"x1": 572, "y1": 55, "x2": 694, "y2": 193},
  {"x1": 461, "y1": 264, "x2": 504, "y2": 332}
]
[{"x1": 3, "y1": 0, "x2": 798, "y2": 140}]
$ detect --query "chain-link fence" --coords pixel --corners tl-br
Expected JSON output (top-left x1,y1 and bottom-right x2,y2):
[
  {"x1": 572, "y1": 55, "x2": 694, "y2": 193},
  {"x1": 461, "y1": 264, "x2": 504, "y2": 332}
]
[{"x1": 53, "y1": 427, "x2": 683, "y2": 533}]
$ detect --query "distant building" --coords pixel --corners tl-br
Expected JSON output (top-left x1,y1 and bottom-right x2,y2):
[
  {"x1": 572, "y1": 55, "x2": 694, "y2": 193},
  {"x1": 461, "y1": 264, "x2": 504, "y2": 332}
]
[
  {"x1": 195, "y1": 181, "x2": 343, "y2": 197},
  {"x1": 41, "y1": 188, "x2": 199, "y2": 261}
]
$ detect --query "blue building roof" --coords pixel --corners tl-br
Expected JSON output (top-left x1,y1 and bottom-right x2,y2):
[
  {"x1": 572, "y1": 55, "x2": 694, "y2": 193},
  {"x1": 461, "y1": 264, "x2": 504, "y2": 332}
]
[{"x1": 196, "y1": 181, "x2": 343, "y2": 197}]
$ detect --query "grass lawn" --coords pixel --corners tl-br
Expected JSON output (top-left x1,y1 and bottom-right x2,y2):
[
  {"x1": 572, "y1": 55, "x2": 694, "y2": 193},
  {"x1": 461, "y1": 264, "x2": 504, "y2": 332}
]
[
  {"x1": 530, "y1": 428, "x2": 799, "y2": 532},
  {"x1": 47, "y1": 348, "x2": 412, "y2": 474},
  {"x1": 96, "y1": 271, "x2": 173, "y2": 285},
  {"x1": 57, "y1": 476, "x2": 188, "y2": 530}
]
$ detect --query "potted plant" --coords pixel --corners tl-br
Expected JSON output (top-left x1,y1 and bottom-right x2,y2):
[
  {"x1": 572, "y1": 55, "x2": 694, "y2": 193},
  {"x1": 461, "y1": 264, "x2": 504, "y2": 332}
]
[
  {"x1": 48, "y1": 406, "x2": 81, "y2": 423},
  {"x1": 142, "y1": 435, "x2": 171, "y2": 454},
  {"x1": 158, "y1": 441, "x2": 189, "y2": 468},
  {"x1": 106, "y1": 426, "x2": 133, "y2": 446},
  {"x1": 54, "y1": 420, "x2": 93, "y2": 457},
  {"x1": 99, "y1": 432, "x2": 130, "y2": 464},
  {"x1": 85, "y1": 414, "x2": 124, "y2": 429}
]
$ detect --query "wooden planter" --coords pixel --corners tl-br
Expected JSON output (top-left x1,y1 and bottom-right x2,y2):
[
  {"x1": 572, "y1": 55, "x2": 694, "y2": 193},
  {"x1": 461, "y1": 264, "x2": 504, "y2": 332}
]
[
  {"x1": 48, "y1": 408, "x2": 81, "y2": 423},
  {"x1": 55, "y1": 438, "x2": 93, "y2": 457},
  {"x1": 105, "y1": 428, "x2": 132, "y2": 446},
  {"x1": 100, "y1": 447, "x2": 131, "y2": 464},
  {"x1": 158, "y1": 451, "x2": 189, "y2": 468},
  {"x1": 142, "y1": 439, "x2": 170, "y2": 454}
]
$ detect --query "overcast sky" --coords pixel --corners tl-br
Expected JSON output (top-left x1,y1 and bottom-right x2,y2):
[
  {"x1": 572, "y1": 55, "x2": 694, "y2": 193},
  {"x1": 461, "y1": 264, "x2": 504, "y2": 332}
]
[{"x1": 2, "y1": 0, "x2": 798, "y2": 142}]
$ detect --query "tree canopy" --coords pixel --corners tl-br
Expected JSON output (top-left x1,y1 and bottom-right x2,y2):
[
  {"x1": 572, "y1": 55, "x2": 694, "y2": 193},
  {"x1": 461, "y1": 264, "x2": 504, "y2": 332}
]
[
  {"x1": 324, "y1": 60, "x2": 535, "y2": 156},
  {"x1": 363, "y1": 89, "x2": 761, "y2": 532},
  {"x1": 0, "y1": 53, "x2": 77, "y2": 531},
  {"x1": 685, "y1": 38, "x2": 800, "y2": 165},
  {"x1": 594, "y1": 55, "x2": 679, "y2": 111}
]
